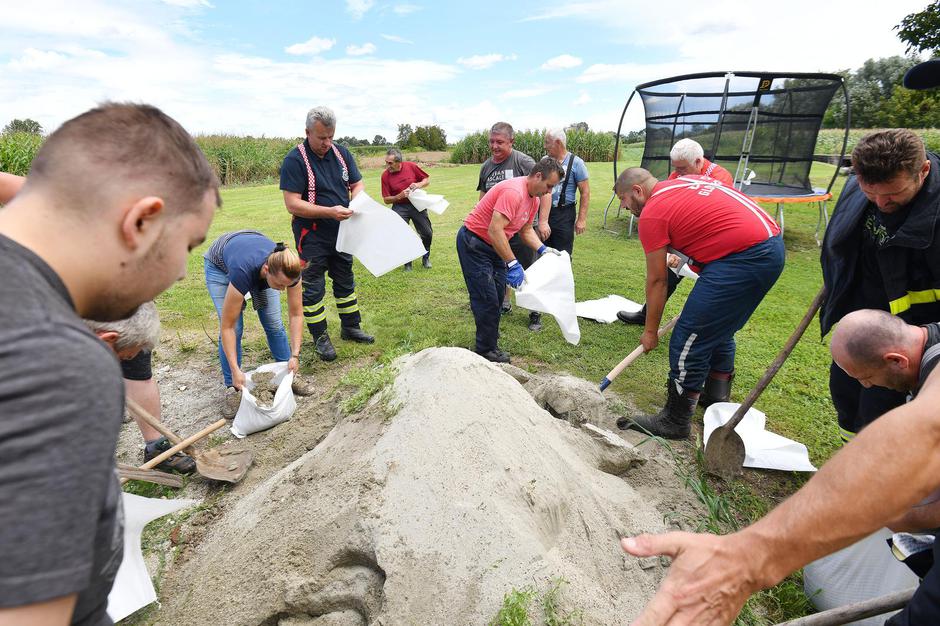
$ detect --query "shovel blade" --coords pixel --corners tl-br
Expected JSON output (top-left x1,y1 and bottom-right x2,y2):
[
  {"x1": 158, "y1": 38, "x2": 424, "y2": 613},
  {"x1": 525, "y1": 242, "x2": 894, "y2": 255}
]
[
  {"x1": 195, "y1": 447, "x2": 253, "y2": 483},
  {"x1": 703, "y1": 426, "x2": 746, "y2": 481}
]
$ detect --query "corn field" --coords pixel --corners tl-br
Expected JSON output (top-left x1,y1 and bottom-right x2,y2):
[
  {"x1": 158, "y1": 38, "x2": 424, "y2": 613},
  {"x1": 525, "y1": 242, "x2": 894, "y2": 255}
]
[
  {"x1": 0, "y1": 132, "x2": 43, "y2": 176},
  {"x1": 450, "y1": 129, "x2": 619, "y2": 164}
]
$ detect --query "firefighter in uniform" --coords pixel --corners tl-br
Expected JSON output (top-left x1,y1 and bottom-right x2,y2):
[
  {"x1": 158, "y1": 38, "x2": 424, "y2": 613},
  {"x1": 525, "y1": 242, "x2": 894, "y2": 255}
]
[{"x1": 280, "y1": 106, "x2": 374, "y2": 361}]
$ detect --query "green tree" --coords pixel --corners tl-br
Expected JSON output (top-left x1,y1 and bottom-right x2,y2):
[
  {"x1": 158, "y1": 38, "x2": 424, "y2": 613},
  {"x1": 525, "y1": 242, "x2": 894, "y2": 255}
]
[
  {"x1": 2, "y1": 118, "x2": 43, "y2": 135},
  {"x1": 372, "y1": 134, "x2": 387, "y2": 145},
  {"x1": 396, "y1": 123, "x2": 413, "y2": 146},
  {"x1": 426, "y1": 125, "x2": 447, "y2": 151},
  {"x1": 411, "y1": 126, "x2": 430, "y2": 150},
  {"x1": 567, "y1": 121, "x2": 589, "y2": 132},
  {"x1": 896, "y1": 2, "x2": 940, "y2": 55},
  {"x1": 881, "y1": 84, "x2": 940, "y2": 127},
  {"x1": 823, "y1": 56, "x2": 920, "y2": 128}
]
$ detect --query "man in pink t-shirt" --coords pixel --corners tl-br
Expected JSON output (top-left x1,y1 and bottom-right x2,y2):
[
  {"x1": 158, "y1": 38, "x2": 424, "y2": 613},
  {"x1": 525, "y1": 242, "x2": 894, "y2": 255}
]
[
  {"x1": 457, "y1": 157, "x2": 564, "y2": 363},
  {"x1": 612, "y1": 167, "x2": 784, "y2": 439},
  {"x1": 381, "y1": 147, "x2": 432, "y2": 270}
]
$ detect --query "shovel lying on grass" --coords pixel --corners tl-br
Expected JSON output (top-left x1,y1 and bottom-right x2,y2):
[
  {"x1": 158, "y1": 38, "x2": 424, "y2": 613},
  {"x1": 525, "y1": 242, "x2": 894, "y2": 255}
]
[
  {"x1": 703, "y1": 286, "x2": 827, "y2": 480},
  {"x1": 125, "y1": 398, "x2": 253, "y2": 484},
  {"x1": 599, "y1": 314, "x2": 680, "y2": 391}
]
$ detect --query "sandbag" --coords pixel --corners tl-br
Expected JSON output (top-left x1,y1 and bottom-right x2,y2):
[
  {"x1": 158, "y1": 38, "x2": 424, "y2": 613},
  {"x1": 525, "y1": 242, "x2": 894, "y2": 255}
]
[
  {"x1": 231, "y1": 362, "x2": 296, "y2": 438},
  {"x1": 407, "y1": 188, "x2": 449, "y2": 214},
  {"x1": 338, "y1": 192, "x2": 427, "y2": 276},
  {"x1": 514, "y1": 251, "x2": 580, "y2": 344}
]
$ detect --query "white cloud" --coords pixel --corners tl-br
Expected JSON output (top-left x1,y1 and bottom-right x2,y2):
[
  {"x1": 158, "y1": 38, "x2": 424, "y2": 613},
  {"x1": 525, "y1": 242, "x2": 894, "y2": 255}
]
[
  {"x1": 159, "y1": 0, "x2": 213, "y2": 7},
  {"x1": 573, "y1": 91, "x2": 591, "y2": 105},
  {"x1": 457, "y1": 53, "x2": 517, "y2": 70},
  {"x1": 346, "y1": 42, "x2": 376, "y2": 56},
  {"x1": 284, "y1": 36, "x2": 336, "y2": 56},
  {"x1": 346, "y1": 0, "x2": 374, "y2": 19},
  {"x1": 392, "y1": 3, "x2": 420, "y2": 14},
  {"x1": 502, "y1": 87, "x2": 554, "y2": 99},
  {"x1": 381, "y1": 33, "x2": 414, "y2": 44},
  {"x1": 541, "y1": 54, "x2": 582, "y2": 70}
]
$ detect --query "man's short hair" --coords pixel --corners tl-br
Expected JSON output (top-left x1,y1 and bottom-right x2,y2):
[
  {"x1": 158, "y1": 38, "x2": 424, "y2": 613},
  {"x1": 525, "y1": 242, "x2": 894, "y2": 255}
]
[
  {"x1": 386, "y1": 147, "x2": 403, "y2": 162},
  {"x1": 26, "y1": 103, "x2": 220, "y2": 215},
  {"x1": 839, "y1": 310, "x2": 910, "y2": 369},
  {"x1": 670, "y1": 138, "x2": 704, "y2": 164},
  {"x1": 85, "y1": 301, "x2": 161, "y2": 353},
  {"x1": 545, "y1": 128, "x2": 566, "y2": 146},
  {"x1": 531, "y1": 156, "x2": 564, "y2": 181},
  {"x1": 306, "y1": 106, "x2": 337, "y2": 130},
  {"x1": 490, "y1": 122, "x2": 515, "y2": 141},
  {"x1": 852, "y1": 129, "x2": 927, "y2": 184}
]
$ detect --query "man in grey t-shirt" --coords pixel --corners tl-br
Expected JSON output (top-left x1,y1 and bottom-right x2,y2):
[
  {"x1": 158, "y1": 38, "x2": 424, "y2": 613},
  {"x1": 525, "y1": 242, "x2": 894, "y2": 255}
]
[
  {"x1": 0, "y1": 103, "x2": 218, "y2": 625},
  {"x1": 476, "y1": 122, "x2": 550, "y2": 331}
]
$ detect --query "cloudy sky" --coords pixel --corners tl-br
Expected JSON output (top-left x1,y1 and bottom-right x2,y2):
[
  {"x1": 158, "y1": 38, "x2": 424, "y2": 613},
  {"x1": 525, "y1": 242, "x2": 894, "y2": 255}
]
[{"x1": 0, "y1": 0, "x2": 926, "y2": 140}]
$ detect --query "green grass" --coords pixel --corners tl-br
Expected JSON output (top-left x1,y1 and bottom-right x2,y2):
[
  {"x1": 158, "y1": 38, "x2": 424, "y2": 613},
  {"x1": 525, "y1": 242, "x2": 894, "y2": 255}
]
[{"x1": 155, "y1": 157, "x2": 849, "y2": 622}]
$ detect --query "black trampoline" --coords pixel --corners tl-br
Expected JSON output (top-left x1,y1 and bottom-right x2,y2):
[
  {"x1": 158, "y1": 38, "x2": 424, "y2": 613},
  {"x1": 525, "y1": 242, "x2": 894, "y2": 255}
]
[{"x1": 604, "y1": 71, "x2": 850, "y2": 243}]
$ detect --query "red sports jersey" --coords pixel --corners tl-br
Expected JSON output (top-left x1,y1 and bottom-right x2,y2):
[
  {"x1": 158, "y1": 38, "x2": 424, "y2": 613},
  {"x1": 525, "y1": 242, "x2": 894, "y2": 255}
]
[
  {"x1": 667, "y1": 158, "x2": 734, "y2": 187},
  {"x1": 381, "y1": 161, "x2": 430, "y2": 198},
  {"x1": 464, "y1": 177, "x2": 538, "y2": 245},
  {"x1": 638, "y1": 176, "x2": 780, "y2": 268}
]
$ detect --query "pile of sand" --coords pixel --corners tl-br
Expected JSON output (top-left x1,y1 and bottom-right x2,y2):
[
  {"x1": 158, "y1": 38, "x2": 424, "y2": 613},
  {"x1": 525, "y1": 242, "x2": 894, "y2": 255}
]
[{"x1": 158, "y1": 347, "x2": 677, "y2": 625}]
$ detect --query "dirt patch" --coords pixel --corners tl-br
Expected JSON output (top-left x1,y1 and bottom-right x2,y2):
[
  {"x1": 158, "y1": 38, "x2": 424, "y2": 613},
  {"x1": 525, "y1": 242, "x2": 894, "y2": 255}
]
[
  {"x1": 358, "y1": 151, "x2": 452, "y2": 169},
  {"x1": 251, "y1": 371, "x2": 278, "y2": 407},
  {"x1": 140, "y1": 347, "x2": 700, "y2": 625}
]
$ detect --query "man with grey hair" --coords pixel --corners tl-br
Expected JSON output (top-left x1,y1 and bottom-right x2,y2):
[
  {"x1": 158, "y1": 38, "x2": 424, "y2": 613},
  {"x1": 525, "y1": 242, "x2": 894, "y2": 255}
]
[
  {"x1": 280, "y1": 106, "x2": 375, "y2": 363},
  {"x1": 477, "y1": 121, "x2": 551, "y2": 331},
  {"x1": 86, "y1": 303, "x2": 196, "y2": 474},
  {"x1": 381, "y1": 147, "x2": 433, "y2": 270},
  {"x1": 539, "y1": 128, "x2": 590, "y2": 256}
]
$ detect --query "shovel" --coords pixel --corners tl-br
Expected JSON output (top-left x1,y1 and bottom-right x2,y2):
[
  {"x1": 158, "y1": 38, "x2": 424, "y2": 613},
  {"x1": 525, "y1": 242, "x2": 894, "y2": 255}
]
[
  {"x1": 775, "y1": 586, "x2": 915, "y2": 625},
  {"x1": 126, "y1": 398, "x2": 253, "y2": 483},
  {"x1": 599, "y1": 314, "x2": 681, "y2": 391},
  {"x1": 703, "y1": 286, "x2": 827, "y2": 480}
]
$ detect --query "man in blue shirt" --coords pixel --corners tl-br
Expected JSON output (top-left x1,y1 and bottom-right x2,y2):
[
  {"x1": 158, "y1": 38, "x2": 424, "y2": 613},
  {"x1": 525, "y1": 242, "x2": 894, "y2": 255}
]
[
  {"x1": 538, "y1": 128, "x2": 590, "y2": 256},
  {"x1": 280, "y1": 106, "x2": 374, "y2": 362}
]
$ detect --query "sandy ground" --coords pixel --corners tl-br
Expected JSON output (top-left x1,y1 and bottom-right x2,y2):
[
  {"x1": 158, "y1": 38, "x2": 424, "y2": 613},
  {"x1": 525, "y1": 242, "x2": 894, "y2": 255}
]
[{"x1": 120, "y1": 348, "x2": 702, "y2": 625}]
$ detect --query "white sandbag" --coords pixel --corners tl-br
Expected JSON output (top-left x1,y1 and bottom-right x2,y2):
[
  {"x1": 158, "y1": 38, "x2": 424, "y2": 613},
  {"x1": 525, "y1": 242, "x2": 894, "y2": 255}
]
[
  {"x1": 803, "y1": 529, "x2": 919, "y2": 625},
  {"x1": 407, "y1": 188, "x2": 449, "y2": 215},
  {"x1": 231, "y1": 361, "x2": 296, "y2": 438},
  {"x1": 703, "y1": 403, "x2": 817, "y2": 472},
  {"x1": 338, "y1": 192, "x2": 427, "y2": 277},
  {"x1": 576, "y1": 295, "x2": 643, "y2": 324},
  {"x1": 107, "y1": 493, "x2": 197, "y2": 622},
  {"x1": 514, "y1": 252, "x2": 580, "y2": 344}
]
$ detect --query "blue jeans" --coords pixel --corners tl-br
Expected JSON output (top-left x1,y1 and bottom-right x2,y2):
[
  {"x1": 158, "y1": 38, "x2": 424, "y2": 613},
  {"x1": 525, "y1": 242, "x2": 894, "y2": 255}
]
[
  {"x1": 204, "y1": 258, "x2": 290, "y2": 386},
  {"x1": 456, "y1": 226, "x2": 506, "y2": 353},
  {"x1": 669, "y1": 235, "x2": 785, "y2": 391}
]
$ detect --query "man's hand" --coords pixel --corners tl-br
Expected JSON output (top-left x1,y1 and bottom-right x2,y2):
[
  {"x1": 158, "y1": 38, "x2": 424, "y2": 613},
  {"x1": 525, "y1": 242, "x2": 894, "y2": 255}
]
[
  {"x1": 288, "y1": 356, "x2": 299, "y2": 374},
  {"x1": 332, "y1": 206, "x2": 354, "y2": 221},
  {"x1": 666, "y1": 253, "x2": 681, "y2": 269},
  {"x1": 407, "y1": 183, "x2": 419, "y2": 191},
  {"x1": 621, "y1": 532, "x2": 760, "y2": 626},
  {"x1": 538, "y1": 222, "x2": 551, "y2": 240},
  {"x1": 506, "y1": 259, "x2": 525, "y2": 288},
  {"x1": 575, "y1": 216, "x2": 587, "y2": 235},
  {"x1": 232, "y1": 369, "x2": 246, "y2": 390},
  {"x1": 641, "y1": 329, "x2": 659, "y2": 352},
  {"x1": 537, "y1": 244, "x2": 561, "y2": 257}
]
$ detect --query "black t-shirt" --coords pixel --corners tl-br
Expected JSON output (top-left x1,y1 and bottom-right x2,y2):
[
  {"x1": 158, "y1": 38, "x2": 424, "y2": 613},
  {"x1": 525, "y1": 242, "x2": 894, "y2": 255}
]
[
  {"x1": 279, "y1": 140, "x2": 362, "y2": 237},
  {"x1": 853, "y1": 203, "x2": 913, "y2": 311},
  {"x1": 913, "y1": 322, "x2": 940, "y2": 399},
  {"x1": 0, "y1": 234, "x2": 124, "y2": 625}
]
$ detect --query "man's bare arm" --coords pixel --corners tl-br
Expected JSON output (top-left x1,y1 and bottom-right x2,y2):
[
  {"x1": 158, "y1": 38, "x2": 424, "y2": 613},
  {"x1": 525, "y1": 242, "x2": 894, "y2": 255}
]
[
  {"x1": 0, "y1": 594, "x2": 77, "y2": 626},
  {"x1": 0, "y1": 172, "x2": 26, "y2": 204},
  {"x1": 641, "y1": 247, "x2": 668, "y2": 351},
  {"x1": 575, "y1": 180, "x2": 590, "y2": 234},
  {"x1": 487, "y1": 212, "x2": 515, "y2": 263}
]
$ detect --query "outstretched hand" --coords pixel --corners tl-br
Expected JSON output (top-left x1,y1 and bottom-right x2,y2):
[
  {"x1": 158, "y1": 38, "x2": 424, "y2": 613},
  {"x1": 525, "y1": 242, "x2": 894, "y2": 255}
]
[{"x1": 621, "y1": 532, "x2": 761, "y2": 626}]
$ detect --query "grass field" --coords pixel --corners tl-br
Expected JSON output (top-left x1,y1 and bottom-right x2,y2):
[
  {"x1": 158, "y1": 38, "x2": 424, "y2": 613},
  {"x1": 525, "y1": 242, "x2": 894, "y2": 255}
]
[{"x1": 156, "y1": 159, "x2": 846, "y2": 623}]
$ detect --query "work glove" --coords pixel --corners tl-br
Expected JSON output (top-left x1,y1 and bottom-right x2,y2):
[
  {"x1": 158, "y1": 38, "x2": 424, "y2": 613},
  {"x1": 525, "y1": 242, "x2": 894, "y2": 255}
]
[
  {"x1": 506, "y1": 259, "x2": 525, "y2": 288},
  {"x1": 537, "y1": 244, "x2": 561, "y2": 257}
]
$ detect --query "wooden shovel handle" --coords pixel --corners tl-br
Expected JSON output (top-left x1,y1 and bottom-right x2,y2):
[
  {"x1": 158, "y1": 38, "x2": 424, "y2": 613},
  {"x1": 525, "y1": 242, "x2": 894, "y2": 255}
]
[
  {"x1": 138, "y1": 419, "x2": 227, "y2": 471},
  {"x1": 607, "y1": 314, "x2": 681, "y2": 381},
  {"x1": 126, "y1": 397, "x2": 183, "y2": 446},
  {"x1": 775, "y1": 586, "x2": 915, "y2": 625},
  {"x1": 724, "y1": 286, "x2": 827, "y2": 432}
]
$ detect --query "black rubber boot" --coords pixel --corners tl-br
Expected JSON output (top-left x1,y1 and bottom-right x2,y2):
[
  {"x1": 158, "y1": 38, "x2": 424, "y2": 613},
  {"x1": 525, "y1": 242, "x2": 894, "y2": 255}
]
[
  {"x1": 315, "y1": 334, "x2": 337, "y2": 361},
  {"x1": 340, "y1": 326, "x2": 375, "y2": 344},
  {"x1": 617, "y1": 304, "x2": 647, "y2": 325},
  {"x1": 701, "y1": 371, "x2": 734, "y2": 407},
  {"x1": 617, "y1": 379, "x2": 698, "y2": 439},
  {"x1": 528, "y1": 311, "x2": 542, "y2": 331}
]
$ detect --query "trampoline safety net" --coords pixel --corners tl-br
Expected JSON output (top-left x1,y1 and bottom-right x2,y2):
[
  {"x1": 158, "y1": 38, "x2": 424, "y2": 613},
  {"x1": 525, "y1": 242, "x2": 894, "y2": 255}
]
[{"x1": 637, "y1": 72, "x2": 843, "y2": 197}]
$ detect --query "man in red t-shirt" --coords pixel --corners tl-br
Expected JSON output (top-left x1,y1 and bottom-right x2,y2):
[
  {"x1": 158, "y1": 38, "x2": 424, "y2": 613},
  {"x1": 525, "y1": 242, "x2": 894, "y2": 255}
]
[
  {"x1": 381, "y1": 147, "x2": 433, "y2": 270},
  {"x1": 612, "y1": 167, "x2": 784, "y2": 439},
  {"x1": 456, "y1": 157, "x2": 564, "y2": 363},
  {"x1": 618, "y1": 139, "x2": 735, "y2": 326}
]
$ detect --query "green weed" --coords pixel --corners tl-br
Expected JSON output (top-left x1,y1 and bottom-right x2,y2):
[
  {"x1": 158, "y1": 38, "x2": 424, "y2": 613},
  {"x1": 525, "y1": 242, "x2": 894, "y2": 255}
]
[{"x1": 491, "y1": 586, "x2": 537, "y2": 626}]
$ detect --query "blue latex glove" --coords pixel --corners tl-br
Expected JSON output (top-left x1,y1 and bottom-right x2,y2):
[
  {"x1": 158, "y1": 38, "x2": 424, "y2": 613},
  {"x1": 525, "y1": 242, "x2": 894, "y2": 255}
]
[
  {"x1": 506, "y1": 259, "x2": 525, "y2": 288},
  {"x1": 537, "y1": 244, "x2": 561, "y2": 257}
]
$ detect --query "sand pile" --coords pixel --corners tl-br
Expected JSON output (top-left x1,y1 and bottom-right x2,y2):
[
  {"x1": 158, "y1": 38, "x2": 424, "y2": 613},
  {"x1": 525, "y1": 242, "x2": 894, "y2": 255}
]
[{"x1": 158, "y1": 347, "x2": 674, "y2": 625}]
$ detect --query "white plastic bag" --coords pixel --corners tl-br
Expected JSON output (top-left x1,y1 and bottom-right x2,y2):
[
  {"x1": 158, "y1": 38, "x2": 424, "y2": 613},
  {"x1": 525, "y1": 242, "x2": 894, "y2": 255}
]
[
  {"x1": 407, "y1": 188, "x2": 449, "y2": 214},
  {"x1": 803, "y1": 529, "x2": 918, "y2": 625},
  {"x1": 703, "y1": 403, "x2": 817, "y2": 472},
  {"x1": 337, "y1": 192, "x2": 427, "y2": 277},
  {"x1": 231, "y1": 362, "x2": 296, "y2": 438},
  {"x1": 576, "y1": 295, "x2": 643, "y2": 324},
  {"x1": 514, "y1": 251, "x2": 580, "y2": 344}
]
